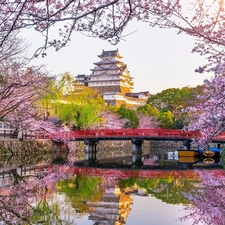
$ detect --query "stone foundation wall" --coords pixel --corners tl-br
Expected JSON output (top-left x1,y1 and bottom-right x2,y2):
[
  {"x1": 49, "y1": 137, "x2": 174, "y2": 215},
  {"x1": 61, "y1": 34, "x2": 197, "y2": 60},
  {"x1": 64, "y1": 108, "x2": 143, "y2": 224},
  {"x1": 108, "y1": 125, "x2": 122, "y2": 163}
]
[
  {"x1": 94, "y1": 85, "x2": 122, "y2": 94},
  {"x1": 0, "y1": 140, "x2": 66, "y2": 155},
  {"x1": 149, "y1": 141, "x2": 183, "y2": 150},
  {"x1": 0, "y1": 140, "x2": 68, "y2": 168},
  {"x1": 71, "y1": 140, "x2": 152, "y2": 160},
  {"x1": 0, "y1": 139, "x2": 195, "y2": 167}
]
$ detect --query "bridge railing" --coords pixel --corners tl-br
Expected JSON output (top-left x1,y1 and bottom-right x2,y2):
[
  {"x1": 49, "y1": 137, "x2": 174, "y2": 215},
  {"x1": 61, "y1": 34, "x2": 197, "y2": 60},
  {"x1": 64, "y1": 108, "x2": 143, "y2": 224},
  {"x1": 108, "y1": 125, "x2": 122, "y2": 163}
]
[
  {"x1": 51, "y1": 128, "x2": 201, "y2": 140},
  {"x1": 213, "y1": 132, "x2": 225, "y2": 141}
]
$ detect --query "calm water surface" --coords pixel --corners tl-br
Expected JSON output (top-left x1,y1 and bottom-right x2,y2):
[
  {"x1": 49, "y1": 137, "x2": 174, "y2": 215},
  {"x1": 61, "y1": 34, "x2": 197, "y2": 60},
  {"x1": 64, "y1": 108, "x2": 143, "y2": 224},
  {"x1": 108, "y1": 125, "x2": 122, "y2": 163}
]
[{"x1": 0, "y1": 146, "x2": 224, "y2": 225}]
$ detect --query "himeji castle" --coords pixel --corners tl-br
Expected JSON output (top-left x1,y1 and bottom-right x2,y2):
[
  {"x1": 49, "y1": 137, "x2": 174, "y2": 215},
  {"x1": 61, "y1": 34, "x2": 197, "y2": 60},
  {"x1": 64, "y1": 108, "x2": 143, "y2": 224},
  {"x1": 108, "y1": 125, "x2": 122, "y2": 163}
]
[{"x1": 75, "y1": 49, "x2": 150, "y2": 108}]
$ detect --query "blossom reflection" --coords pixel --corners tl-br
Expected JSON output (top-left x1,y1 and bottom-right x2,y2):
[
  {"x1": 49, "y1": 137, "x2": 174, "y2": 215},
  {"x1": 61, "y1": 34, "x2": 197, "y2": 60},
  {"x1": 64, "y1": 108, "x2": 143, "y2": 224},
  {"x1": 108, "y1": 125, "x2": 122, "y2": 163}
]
[
  {"x1": 180, "y1": 169, "x2": 225, "y2": 225},
  {"x1": 0, "y1": 165, "x2": 224, "y2": 225}
]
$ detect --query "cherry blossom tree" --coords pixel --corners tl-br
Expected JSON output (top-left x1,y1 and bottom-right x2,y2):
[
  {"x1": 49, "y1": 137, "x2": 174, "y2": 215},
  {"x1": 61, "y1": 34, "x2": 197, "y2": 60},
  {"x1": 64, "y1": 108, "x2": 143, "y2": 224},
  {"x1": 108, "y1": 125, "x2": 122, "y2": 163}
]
[
  {"x1": 0, "y1": 33, "x2": 27, "y2": 66},
  {"x1": 0, "y1": 165, "x2": 76, "y2": 224},
  {"x1": 185, "y1": 73, "x2": 225, "y2": 147},
  {"x1": 180, "y1": 169, "x2": 225, "y2": 225},
  {"x1": 2, "y1": 1, "x2": 225, "y2": 144},
  {"x1": 138, "y1": 113, "x2": 159, "y2": 128},
  {"x1": 0, "y1": 0, "x2": 224, "y2": 64},
  {"x1": 0, "y1": 64, "x2": 53, "y2": 133},
  {"x1": 0, "y1": 33, "x2": 56, "y2": 137},
  {"x1": 99, "y1": 110, "x2": 127, "y2": 129}
]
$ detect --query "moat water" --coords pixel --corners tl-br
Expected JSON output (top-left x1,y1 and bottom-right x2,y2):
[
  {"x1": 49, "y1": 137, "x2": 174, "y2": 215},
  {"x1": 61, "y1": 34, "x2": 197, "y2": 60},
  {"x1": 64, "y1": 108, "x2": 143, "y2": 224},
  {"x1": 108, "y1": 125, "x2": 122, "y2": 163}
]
[{"x1": 0, "y1": 145, "x2": 224, "y2": 225}]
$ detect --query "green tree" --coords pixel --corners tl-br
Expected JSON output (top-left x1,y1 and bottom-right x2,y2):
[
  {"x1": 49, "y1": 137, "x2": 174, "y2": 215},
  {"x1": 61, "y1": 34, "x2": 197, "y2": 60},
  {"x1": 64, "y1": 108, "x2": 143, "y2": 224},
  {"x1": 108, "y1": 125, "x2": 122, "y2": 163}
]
[
  {"x1": 38, "y1": 72, "x2": 74, "y2": 120},
  {"x1": 147, "y1": 87, "x2": 202, "y2": 129},
  {"x1": 31, "y1": 199, "x2": 61, "y2": 224},
  {"x1": 116, "y1": 105, "x2": 139, "y2": 128},
  {"x1": 137, "y1": 104, "x2": 159, "y2": 117},
  {"x1": 58, "y1": 85, "x2": 105, "y2": 130},
  {"x1": 147, "y1": 87, "x2": 196, "y2": 113},
  {"x1": 158, "y1": 110, "x2": 174, "y2": 129},
  {"x1": 57, "y1": 175, "x2": 103, "y2": 213}
]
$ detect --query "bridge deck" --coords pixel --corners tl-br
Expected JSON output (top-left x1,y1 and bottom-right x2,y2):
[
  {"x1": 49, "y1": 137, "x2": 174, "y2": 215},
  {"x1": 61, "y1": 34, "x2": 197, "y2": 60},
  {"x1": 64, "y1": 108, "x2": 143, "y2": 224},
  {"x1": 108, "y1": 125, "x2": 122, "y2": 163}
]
[{"x1": 51, "y1": 128, "x2": 225, "y2": 143}]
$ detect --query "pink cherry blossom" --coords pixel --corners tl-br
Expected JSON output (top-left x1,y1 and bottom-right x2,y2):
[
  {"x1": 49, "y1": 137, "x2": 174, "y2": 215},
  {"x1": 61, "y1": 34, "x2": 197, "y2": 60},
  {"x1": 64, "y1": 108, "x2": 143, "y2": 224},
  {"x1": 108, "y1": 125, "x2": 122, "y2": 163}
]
[
  {"x1": 0, "y1": 0, "x2": 223, "y2": 67},
  {"x1": 180, "y1": 169, "x2": 225, "y2": 225},
  {"x1": 185, "y1": 72, "x2": 225, "y2": 147}
]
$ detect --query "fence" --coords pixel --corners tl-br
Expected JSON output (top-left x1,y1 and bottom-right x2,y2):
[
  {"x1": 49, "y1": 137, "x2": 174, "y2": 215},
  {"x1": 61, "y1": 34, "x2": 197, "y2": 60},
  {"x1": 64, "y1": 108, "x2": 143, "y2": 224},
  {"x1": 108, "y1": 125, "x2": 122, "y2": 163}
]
[{"x1": 0, "y1": 130, "x2": 46, "y2": 140}]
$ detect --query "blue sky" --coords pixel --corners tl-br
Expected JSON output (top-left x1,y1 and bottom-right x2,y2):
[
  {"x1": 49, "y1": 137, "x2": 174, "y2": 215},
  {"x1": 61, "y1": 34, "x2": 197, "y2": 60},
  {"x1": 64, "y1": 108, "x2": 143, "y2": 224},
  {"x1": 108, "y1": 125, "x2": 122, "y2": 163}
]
[{"x1": 24, "y1": 20, "x2": 212, "y2": 94}]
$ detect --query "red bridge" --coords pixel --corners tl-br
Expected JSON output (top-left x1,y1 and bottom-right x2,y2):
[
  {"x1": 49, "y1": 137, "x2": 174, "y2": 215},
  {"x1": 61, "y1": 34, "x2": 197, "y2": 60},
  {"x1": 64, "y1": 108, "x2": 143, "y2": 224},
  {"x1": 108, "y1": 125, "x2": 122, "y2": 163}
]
[
  {"x1": 51, "y1": 128, "x2": 225, "y2": 143},
  {"x1": 50, "y1": 128, "x2": 225, "y2": 166}
]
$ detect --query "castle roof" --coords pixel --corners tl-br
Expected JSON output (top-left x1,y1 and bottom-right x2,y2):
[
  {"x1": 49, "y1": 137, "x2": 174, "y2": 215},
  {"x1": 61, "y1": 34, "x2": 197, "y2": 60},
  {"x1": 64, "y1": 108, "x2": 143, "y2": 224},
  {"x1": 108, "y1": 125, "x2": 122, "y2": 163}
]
[
  {"x1": 90, "y1": 64, "x2": 128, "y2": 74},
  {"x1": 97, "y1": 49, "x2": 122, "y2": 58},
  {"x1": 91, "y1": 64, "x2": 119, "y2": 71},
  {"x1": 89, "y1": 71, "x2": 122, "y2": 78},
  {"x1": 125, "y1": 91, "x2": 150, "y2": 98},
  {"x1": 103, "y1": 92, "x2": 124, "y2": 96},
  {"x1": 76, "y1": 74, "x2": 86, "y2": 78},
  {"x1": 94, "y1": 60, "x2": 124, "y2": 66}
]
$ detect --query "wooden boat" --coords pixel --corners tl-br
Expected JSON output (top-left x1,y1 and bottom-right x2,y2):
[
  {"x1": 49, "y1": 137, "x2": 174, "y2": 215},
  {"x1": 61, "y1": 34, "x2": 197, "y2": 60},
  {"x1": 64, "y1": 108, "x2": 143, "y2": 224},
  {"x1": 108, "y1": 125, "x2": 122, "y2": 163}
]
[
  {"x1": 178, "y1": 156, "x2": 200, "y2": 164},
  {"x1": 177, "y1": 149, "x2": 201, "y2": 157},
  {"x1": 202, "y1": 147, "x2": 221, "y2": 158}
]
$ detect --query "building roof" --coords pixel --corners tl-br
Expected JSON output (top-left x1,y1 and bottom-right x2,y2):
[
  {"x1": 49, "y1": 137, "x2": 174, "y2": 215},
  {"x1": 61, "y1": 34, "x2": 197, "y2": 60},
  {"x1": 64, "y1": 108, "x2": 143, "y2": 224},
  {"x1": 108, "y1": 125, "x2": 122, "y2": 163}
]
[
  {"x1": 103, "y1": 92, "x2": 124, "y2": 95},
  {"x1": 97, "y1": 49, "x2": 122, "y2": 58},
  {"x1": 76, "y1": 74, "x2": 86, "y2": 78},
  {"x1": 125, "y1": 91, "x2": 150, "y2": 98},
  {"x1": 91, "y1": 64, "x2": 120, "y2": 72},
  {"x1": 88, "y1": 78, "x2": 121, "y2": 82},
  {"x1": 94, "y1": 60, "x2": 122, "y2": 65}
]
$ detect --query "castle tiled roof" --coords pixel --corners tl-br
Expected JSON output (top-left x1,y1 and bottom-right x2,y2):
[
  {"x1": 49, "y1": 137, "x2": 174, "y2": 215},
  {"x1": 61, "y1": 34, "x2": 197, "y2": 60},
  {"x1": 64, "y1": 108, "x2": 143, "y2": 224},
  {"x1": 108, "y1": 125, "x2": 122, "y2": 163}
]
[
  {"x1": 93, "y1": 60, "x2": 123, "y2": 66},
  {"x1": 97, "y1": 49, "x2": 122, "y2": 58},
  {"x1": 125, "y1": 91, "x2": 150, "y2": 98}
]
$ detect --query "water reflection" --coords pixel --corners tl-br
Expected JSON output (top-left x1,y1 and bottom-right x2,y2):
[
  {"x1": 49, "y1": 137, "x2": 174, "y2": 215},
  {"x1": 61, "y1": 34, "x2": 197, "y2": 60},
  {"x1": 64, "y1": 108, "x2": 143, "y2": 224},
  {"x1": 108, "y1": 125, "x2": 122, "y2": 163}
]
[{"x1": 0, "y1": 160, "x2": 224, "y2": 225}]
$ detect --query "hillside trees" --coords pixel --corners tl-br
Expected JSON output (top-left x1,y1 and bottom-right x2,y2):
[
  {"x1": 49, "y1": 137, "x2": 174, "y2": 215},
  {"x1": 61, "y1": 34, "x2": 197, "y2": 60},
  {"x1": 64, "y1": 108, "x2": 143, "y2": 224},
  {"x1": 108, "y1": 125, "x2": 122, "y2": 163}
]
[
  {"x1": 157, "y1": 110, "x2": 174, "y2": 129},
  {"x1": 138, "y1": 113, "x2": 159, "y2": 128},
  {"x1": 100, "y1": 105, "x2": 159, "y2": 129},
  {"x1": 147, "y1": 87, "x2": 199, "y2": 118},
  {"x1": 136, "y1": 104, "x2": 159, "y2": 128},
  {"x1": 116, "y1": 104, "x2": 139, "y2": 128},
  {"x1": 99, "y1": 110, "x2": 127, "y2": 129},
  {"x1": 146, "y1": 87, "x2": 202, "y2": 129},
  {"x1": 137, "y1": 104, "x2": 158, "y2": 117}
]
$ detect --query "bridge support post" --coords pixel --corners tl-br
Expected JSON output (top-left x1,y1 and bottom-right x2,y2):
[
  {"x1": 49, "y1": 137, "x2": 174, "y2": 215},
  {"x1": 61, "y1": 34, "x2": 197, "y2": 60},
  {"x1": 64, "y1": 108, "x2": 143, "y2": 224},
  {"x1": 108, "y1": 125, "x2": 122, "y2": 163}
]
[
  {"x1": 84, "y1": 140, "x2": 98, "y2": 165},
  {"x1": 132, "y1": 139, "x2": 143, "y2": 167},
  {"x1": 183, "y1": 140, "x2": 191, "y2": 150}
]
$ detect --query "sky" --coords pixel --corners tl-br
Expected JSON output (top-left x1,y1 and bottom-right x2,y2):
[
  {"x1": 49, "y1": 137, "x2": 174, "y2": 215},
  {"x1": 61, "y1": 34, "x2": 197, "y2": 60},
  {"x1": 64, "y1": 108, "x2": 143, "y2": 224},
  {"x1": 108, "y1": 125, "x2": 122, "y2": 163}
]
[{"x1": 23, "y1": 20, "x2": 213, "y2": 94}]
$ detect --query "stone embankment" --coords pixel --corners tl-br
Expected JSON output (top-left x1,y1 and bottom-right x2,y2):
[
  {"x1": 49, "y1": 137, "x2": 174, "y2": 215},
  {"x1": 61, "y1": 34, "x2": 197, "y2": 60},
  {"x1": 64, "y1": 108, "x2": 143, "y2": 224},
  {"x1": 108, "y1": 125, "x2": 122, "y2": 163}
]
[
  {"x1": 0, "y1": 139, "x2": 68, "y2": 168},
  {"x1": 0, "y1": 138, "x2": 184, "y2": 167},
  {"x1": 69, "y1": 140, "x2": 183, "y2": 161}
]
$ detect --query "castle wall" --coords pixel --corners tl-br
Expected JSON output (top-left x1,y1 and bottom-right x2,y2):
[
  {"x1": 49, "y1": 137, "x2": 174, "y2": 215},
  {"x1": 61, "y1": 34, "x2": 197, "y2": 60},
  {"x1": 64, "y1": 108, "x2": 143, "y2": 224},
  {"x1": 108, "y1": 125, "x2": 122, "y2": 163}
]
[
  {"x1": 121, "y1": 86, "x2": 132, "y2": 94},
  {"x1": 93, "y1": 85, "x2": 122, "y2": 94},
  {"x1": 105, "y1": 99, "x2": 127, "y2": 107}
]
